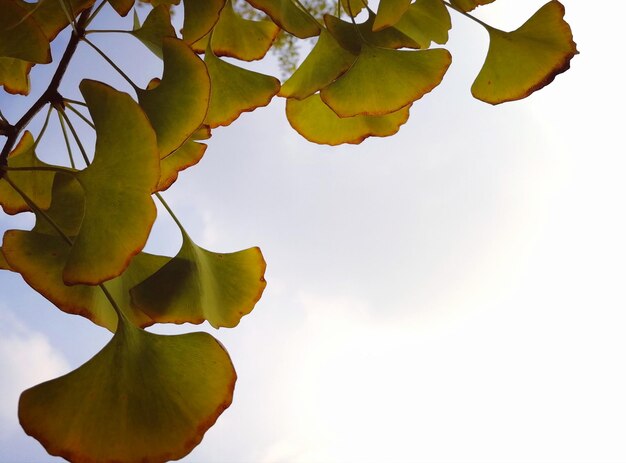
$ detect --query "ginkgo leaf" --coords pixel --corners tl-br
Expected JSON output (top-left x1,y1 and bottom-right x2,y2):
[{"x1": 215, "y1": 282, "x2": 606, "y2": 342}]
[
  {"x1": 279, "y1": 28, "x2": 356, "y2": 100},
  {"x1": 394, "y1": 0, "x2": 451, "y2": 48},
  {"x1": 208, "y1": 0, "x2": 280, "y2": 61},
  {"x1": 472, "y1": 0, "x2": 577, "y2": 104},
  {"x1": 138, "y1": 38, "x2": 210, "y2": 158},
  {"x1": 62, "y1": 80, "x2": 159, "y2": 286},
  {"x1": 131, "y1": 232, "x2": 266, "y2": 328},
  {"x1": 341, "y1": 0, "x2": 368, "y2": 16},
  {"x1": 450, "y1": 0, "x2": 495, "y2": 13},
  {"x1": 0, "y1": 57, "x2": 32, "y2": 95},
  {"x1": 245, "y1": 0, "x2": 320, "y2": 39},
  {"x1": 0, "y1": 131, "x2": 55, "y2": 215},
  {"x1": 324, "y1": 11, "x2": 419, "y2": 53},
  {"x1": 0, "y1": 0, "x2": 50, "y2": 63},
  {"x1": 141, "y1": 0, "x2": 180, "y2": 6},
  {"x1": 130, "y1": 5, "x2": 175, "y2": 57},
  {"x1": 108, "y1": 0, "x2": 134, "y2": 16},
  {"x1": 181, "y1": 0, "x2": 226, "y2": 44},
  {"x1": 26, "y1": 0, "x2": 95, "y2": 41},
  {"x1": 321, "y1": 44, "x2": 451, "y2": 117},
  {"x1": 203, "y1": 48, "x2": 280, "y2": 128},
  {"x1": 373, "y1": 0, "x2": 411, "y2": 31},
  {"x1": 0, "y1": 247, "x2": 10, "y2": 270},
  {"x1": 156, "y1": 139, "x2": 207, "y2": 192},
  {"x1": 286, "y1": 93, "x2": 411, "y2": 145},
  {"x1": 19, "y1": 319, "x2": 236, "y2": 463}
]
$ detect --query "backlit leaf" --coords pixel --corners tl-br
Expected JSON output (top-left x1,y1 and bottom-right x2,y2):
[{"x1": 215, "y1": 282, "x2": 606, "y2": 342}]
[
  {"x1": 19, "y1": 320, "x2": 236, "y2": 462},
  {"x1": 341, "y1": 0, "x2": 368, "y2": 16},
  {"x1": 156, "y1": 139, "x2": 207, "y2": 191},
  {"x1": 130, "y1": 4, "x2": 175, "y2": 57},
  {"x1": 279, "y1": 28, "x2": 356, "y2": 100},
  {"x1": 472, "y1": 0, "x2": 577, "y2": 104},
  {"x1": 321, "y1": 44, "x2": 451, "y2": 117},
  {"x1": 0, "y1": 57, "x2": 32, "y2": 95},
  {"x1": 131, "y1": 232, "x2": 266, "y2": 328},
  {"x1": 450, "y1": 0, "x2": 495, "y2": 13},
  {"x1": 286, "y1": 93, "x2": 411, "y2": 145},
  {"x1": 373, "y1": 0, "x2": 411, "y2": 31},
  {"x1": 62, "y1": 80, "x2": 159, "y2": 285},
  {"x1": 0, "y1": 247, "x2": 10, "y2": 270},
  {"x1": 0, "y1": 131, "x2": 55, "y2": 215},
  {"x1": 26, "y1": 0, "x2": 95, "y2": 41},
  {"x1": 203, "y1": 48, "x2": 280, "y2": 128},
  {"x1": 138, "y1": 38, "x2": 210, "y2": 158},
  {"x1": 0, "y1": 0, "x2": 50, "y2": 63},
  {"x1": 394, "y1": 0, "x2": 451, "y2": 48},
  {"x1": 108, "y1": 0, "x2": 135, "y2": 16},
  {"x1": 209, "y1": 0, "x2": 280, "y2": 61},
  {"x1": 181, "y1": 0, "x2": 226, "y2": 44},
  {"x1": 245, "y1": 0, "x2": 321, "y2": 39}
]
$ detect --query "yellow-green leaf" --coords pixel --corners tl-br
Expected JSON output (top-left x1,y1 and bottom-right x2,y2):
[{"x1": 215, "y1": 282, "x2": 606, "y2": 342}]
[
  {"x1": 286, "y1": 93, "x2": 411, "y2": 145},
  {"x1": 0, "y1": 0, "x2": 50, "y2": 63},
  {"x1": 0, "y1": 131, "x2": 55, "y2": 215},
  {"x1": 63, "y1": 80, "x2": 159, "y2": 285},
  {"x1": 245, "y1": 0, "x2": 320, "y2": 39},
  {"x1": 450, "y1": 0, "x2": 495, "y2": 13},
  {"x1": 373, "y1": 0, "x2": 411, "y2": 31},
  {"x1": 394, "y1": 0, "x2": 451, "y2": 48},
  {"x1": 0, "y1": 57, "x2": 32, "y2": 95},
  {"x1": 279, "y1": 28, "x2": 356, "y2": 100},
  {"x1": 19, "y1": 320, "x2": 236, "y2": 463},
  {"x1": 472, "y1": 0, "x2": 578, "y2": 104},
  {"x1": 131, "y1": 233, "x2": 266, "y2": 328},
  {"x1": 210, "y1": 0, "x2": 280, "y2": 61},
  {"x1": 25, "y1": 0, "x2": 95, "y2": 41},
  {"x1": 157, "y1": 139, "x2": 207, "y2": 191},
  {"x1": 341, "y1": 0, "x2": 368, "y2": 16},
  {"x1": 182, "y1": 0, "x2": 226, "y2": 44},
  {"x1": 203, "y1": 48, "x2": 280, "y2": 128},
  {"x1": 321, "y1": 44, "x2": 451, "y2": 117},
  {"x1": 130, "y1": 4, "x2": 175, "y2": 57},
  {"x1": 138, "y1": 38, "x2": 210, "y2": 158}
]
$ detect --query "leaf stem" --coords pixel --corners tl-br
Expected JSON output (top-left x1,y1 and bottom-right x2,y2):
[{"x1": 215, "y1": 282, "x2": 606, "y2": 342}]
[
  {"x1": 82, "y1": 37, "x2": 140, "y2": 91},
  {"x1": 155, "y1": 192, "x2": 189, "y2": 237},
  {"x1": 34, "y1": 105, "x2": 54, "y2": 147},
  {"x1": 58, "y1": 110, "x2": 77, "y2": 169},
  {"x1": 85, "y1": 0, "x2": 108, "y2": 28},
  {"x1": 3, "y1": 165, "x2": 75, "y2": 174},
  {"x1": 65, "y1": 103, "x2": 96, "y2": 129},
  {"x1": 58, "y1": 109, "x2": 91, "y2": 166},
  {"x1": 63, "y1": 98, "x2": 88, "y2": 107}
]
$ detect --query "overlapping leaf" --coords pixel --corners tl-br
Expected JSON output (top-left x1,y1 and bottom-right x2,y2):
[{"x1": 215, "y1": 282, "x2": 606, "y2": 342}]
[
  {"x1": 138, "y1": 38, "x2": 210, "y2": 158},
  {"x1": 131, "y1": 231, "x2": 266, "y2": 328},
  {"x1": 341, "y1": 0, "x2": 368, "y2": 16},
  {"x1": 157, "y1": 139, "x2": 207, "y2": 191},
  {"x1": 373, "y1": 0, "x2": 411, "y2": 31},
  {"x1": 0, "y1": 0, "x2": 50, "y2": 63},
  {"x1": 19, "y1": 319, "x2": 236, "y2": 463},
  {"x1": 472, "y1": 0, "x2": 577, "y2": 104},
  {"x1": 131, "y1": 5, "x2": 176, "y2": 57},
  {"x1": 0, "y1": 131, "x2": 55, "y2": 215},
  {"x1": 181, "y1": 0, "x2": 226, "y2": 44},
  {"x1": 287, "y1": 94, "x2": 411, "y2": 145},
  {"x1": 25, "y1": 0, "x2": 95, "y2": 41},
  {"x1": 394, "y1": 0, "x2": 451, "y2": 49},
  {"x1": 203, "y1": 48, "x2": 280, "y2": 127},
  {"x1": 62, "y1": 80, "x2": 159, "y2": 285},
  {"x1": 245, "y1": 0, "x2": 320, "y2": 39},
  {"x1": 450, "y1": 0, "x2": 495, "y2": 12},
  {"x1": 108, "y1": 0, "x2": 135, "y2": 16},
  {"x1": 0, "y1": 57, "x2": 32, "y2": 95},
  {"x1": 321, "y1": 44, "x2": 451, "y2": 117}
]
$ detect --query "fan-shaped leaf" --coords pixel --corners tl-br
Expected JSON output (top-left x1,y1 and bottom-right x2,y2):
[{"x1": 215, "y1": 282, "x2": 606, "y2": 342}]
[
  {"x1": 287, "y1": 93, "x2": 411, "y2": 145},
  {"x1": 0, "y1": 248, "x2": 10, "y2": 271},
  {"x1": 181, "y1": 0, "x2": 226, "y2": 44},
  {"x1": 0, "y1": 131, "x2": 55, "y2": 215},
  {"x1": 394, "y1": 0, "x2": 451, "y2": 48},
  {"x1": 472, "y1": 0, "x2": 577, "y2": 104},
  {"x1": 130, "y1": 5, "x2": 175, "y2": 57},
  {"x1": 373, "y1": 0, "x2": 411, "y2": 31},
  {"x1": 157, "y1": 139, "x2": 207, "y2": 192},
  {"x1": 138, "y1": 38, "x2": 209, "y2": 158},
  {"x1": 450, "y1": 0, "x2": 495, "y2": 13},
  {"x1": 25, "y1": 0, "x2": 95, "y2": 41},
  {"x1": 203, "y1": 48, "x2": 280, "y2": 128},
  {"x1": 321, "y1": 44, "x2": 451, "y2": 117},
  {"x1": 19, "y1": 320, "x2": 236, "y2": 463},
  {"x1": 245, "y1": 0, "x2": 320, "y2": 39},
  {"x1": 63, "y1": 80, "x2": 159, "y2": 285},
  {"x1": 131, "y1": 233, "x2": 266, "y2": 328},
  {"x1": 0, "y1": 0, "x2": 50, "y2": 63},
  {"x1": 279, "y1": 28, "x2": 356, "y2": 100},
  {"x1": 208, "y1": 0, "x2": 280, "y2": 61},
  {"x1": 0, "y1": 57, "x2": 32, "y2": 95}
]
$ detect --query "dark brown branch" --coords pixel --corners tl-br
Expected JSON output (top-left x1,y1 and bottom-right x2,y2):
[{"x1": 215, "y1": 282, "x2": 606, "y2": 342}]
[{"x1": 0, "y1": 7, "x2": 93, "y2": 177}]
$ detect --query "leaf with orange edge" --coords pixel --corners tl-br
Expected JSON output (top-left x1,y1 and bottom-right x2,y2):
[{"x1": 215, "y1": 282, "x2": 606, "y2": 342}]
[
  {"x1": 181, "y1": 0, "x2": 226, "y2": 44},
  {"x1": 24, "y1": 0, "x2": 95, "y2": 40},
  {"x1": 156, "y1": 139, "x2": 207, "y2": 192},
  {"x1": 19, "y1": 318, "x2": 236, "y2": 463},
  {"x1": 287, "y1": 93, "x2": 411, "y2": 145},
  {"x1": 373, "y1": 0, "x2": 411, "y2": 31},
  {"x1": 472, "y1": 0, "x2": 577, "y2": 104},
  {"x1": 203, "y1": 48, "x2": 280, "y2": 128},
  {"x1": 394, "y1": 0, "x2": 451, "y2": 49},
  {"x1": 131, "y1": 230, "x2": 266, "y2": 329},
  {"x1": 62, "y1": 80, "x2": 159, "y2": 286},
  {"x1": 131, "y1": 5, "x2": 175, "y2": 57},
  {"x1": 0, "y1": 57, "x2": 32, "y2": 95},
  {"x1": 208, "y1": 0, "x2": 279, "y2": 61},
  {"x1": 245, "y1": 0, "x2": 320, "y2": 39},
  {"x1": 0, "y1": 0, "x2": 50, "y2": 63},
  {"x1": 0, "y1": 131, "x2": 56, "y2": 215},
  {"x1": 321, "y1": 44, "x2": 451, "y2": 117},
  {"x1": 450, "y1": 0, "x2": 495, "y2": 13},
  {"x1": 138, "y1": 38, "x2": 210, "y2": 158}
]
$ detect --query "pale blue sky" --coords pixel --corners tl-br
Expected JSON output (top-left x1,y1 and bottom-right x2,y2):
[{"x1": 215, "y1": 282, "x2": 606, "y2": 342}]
[{"x1": 1, "y1": 1, "x2": 625, "y2": 462}]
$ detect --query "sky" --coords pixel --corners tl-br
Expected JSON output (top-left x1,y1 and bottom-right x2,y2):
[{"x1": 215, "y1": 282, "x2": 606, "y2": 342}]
[{"x1": 1, "y1": 0, "x2": 626, "y2": 462}]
